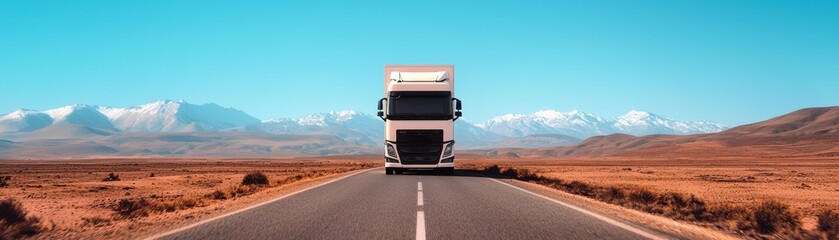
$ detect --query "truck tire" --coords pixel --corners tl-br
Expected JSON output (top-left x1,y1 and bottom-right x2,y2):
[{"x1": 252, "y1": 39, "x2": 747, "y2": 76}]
[
  {"x1": 394, "y1": 169, "x2": 404, "y2": 175},
  {"x1": 385, "y1": 167, "x2": 393, "y2": 175}
]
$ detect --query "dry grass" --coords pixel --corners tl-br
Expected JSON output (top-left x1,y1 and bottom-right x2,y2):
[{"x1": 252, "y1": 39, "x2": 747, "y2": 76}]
[
  {"x1": 482, "y1": 165, "x2": 716, "y2": 221},
  {"x1": 473, "y1": 163, "x2": 834, "y2": 239},
  {"x1": 113, "y1": 197, "x2": 209, "y2": 219},
  {"x1": 0, "y1": 198, "x2": 43, "y2": 239}
]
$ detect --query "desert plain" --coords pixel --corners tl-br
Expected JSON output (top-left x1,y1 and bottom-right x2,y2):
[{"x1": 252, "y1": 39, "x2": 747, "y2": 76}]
[
  {"x1": 0, "y1": 157, "x2": 380, "y2": 239},
  {"x1": 1, "y1": 155, "x2": 838, "y2": 239}
]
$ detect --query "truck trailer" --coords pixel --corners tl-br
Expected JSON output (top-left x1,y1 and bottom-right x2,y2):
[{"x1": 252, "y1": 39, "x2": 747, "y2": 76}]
[{"x1": 377, "y1": 65, "x2": 462, "y2": 175}]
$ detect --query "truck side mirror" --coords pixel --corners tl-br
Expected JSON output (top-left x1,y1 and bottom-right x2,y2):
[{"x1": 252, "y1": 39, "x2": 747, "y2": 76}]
[
  {"x1": 452, "y1": 98, "x2": 462, "y2": 121},
  {"x1": 377, "y1": 98, "x2": 386, "y2": 121},
  {"x1": 378, "y1": 98, "x2": 384, "y2": 110}
]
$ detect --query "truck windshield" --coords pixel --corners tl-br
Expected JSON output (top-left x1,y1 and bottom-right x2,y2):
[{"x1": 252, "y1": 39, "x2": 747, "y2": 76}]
[{"x1": 388, "y1": 91, "x2": 452, "y2": 120}]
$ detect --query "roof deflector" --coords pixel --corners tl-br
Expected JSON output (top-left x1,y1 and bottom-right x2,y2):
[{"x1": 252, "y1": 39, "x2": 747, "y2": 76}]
[{"x1": 389, "y1": 71, "x2": 449, "y2": 82}]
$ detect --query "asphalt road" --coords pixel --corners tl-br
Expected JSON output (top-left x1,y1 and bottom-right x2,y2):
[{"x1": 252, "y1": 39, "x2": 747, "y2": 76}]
[{"x1": 155, "y1": 169, "x2": 668, "y2": 240}]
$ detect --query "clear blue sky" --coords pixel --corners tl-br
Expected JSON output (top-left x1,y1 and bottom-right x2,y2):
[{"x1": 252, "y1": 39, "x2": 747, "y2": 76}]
[{"x1": 1, "y1": 0, "x2": 837, "y2": 126}]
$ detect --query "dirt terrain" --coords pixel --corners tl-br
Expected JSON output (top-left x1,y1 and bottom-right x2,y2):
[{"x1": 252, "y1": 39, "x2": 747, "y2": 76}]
[{"x1": 0, "y1": 157, "x2": 380, "y2": 239}]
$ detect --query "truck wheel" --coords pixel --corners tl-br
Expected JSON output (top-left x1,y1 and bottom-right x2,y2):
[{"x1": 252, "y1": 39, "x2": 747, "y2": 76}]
[
  {"x1": 443, "y1": 167, "x2": 454, "y2": 175},
  {"x1": 394, "y1": 169, "x2": 403, "y2": 175},
  {"x1": 385, "y1": 168, "x2": 393, "y2": 175}
]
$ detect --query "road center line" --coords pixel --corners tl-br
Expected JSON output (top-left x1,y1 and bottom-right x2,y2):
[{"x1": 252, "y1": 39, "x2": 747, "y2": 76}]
[
  {"x1": 417, "y1": 191, "x2": 424, "y2": 206},
  {"x1": 416, "y1": 181, "x2": 426, "y2": 240},
  {"x1": 416, "y1": 211, "x2": 426, "y2": 240}
]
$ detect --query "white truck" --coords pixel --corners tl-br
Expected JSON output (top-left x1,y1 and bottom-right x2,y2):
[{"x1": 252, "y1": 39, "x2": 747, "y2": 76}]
[{"x1": 377, "y1": 65, "x2": 462, "y2": 175}]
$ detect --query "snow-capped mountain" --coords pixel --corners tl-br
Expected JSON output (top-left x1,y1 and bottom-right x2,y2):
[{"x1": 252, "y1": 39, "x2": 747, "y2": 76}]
[
  {"x1": 0, "y1": 109, "x2": 53, "y2": 133},
  {"x1": 99, "y1": 100, "x2": 260, "y2": 132},
  {"x1": 612, "y1": 110, "x2": 727, "y2": 136},
  {"x1": 477, "y1": 110, "x2": 614, "y2": 138},
  {"x1": 0, "y1": 100, "x2": 260, "y2": 134},
  {"x1": 249, "y1": 111, "x2": 383, "y2": 145},
  {"x1": 454, "y1": 120, "x2": 506, "y2": 147},
  {"x1": 44, "y1": 104, "x2": 118, "y2": 131},
  {"x1": 478, "y1": 109, "x2": 727, "y2": 139}
]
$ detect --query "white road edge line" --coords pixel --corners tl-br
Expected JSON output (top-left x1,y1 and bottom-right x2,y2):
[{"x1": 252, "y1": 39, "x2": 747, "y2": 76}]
[
  {"x1": 490, "y1": 178, "x2": 667, "y2": 240},
  {"x1": 144, "y1": 167, "x2": 380, "y2": 240},
  {"x1": 417, "y1": 181, "x2": 426, "y2": 240}
]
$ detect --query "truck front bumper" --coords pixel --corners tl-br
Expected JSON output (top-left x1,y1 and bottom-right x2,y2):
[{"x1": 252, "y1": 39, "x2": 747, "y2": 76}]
[{"x1": 385, "y1": 157, "x2": 454, "y2": 169}]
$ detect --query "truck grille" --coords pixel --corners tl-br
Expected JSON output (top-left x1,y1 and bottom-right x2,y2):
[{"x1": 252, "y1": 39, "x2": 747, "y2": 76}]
[{"x1": 396, "y1": 130, "x2": 443, "y2": 165}]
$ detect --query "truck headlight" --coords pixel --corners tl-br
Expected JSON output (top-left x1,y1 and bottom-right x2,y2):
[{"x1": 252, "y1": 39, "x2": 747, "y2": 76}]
[
  {"x1": 386, "y1": 143, "x2": 398, "y2": 158},
  {"x1": 442, "y1": 142, "x2": 454, "y2": 157}
]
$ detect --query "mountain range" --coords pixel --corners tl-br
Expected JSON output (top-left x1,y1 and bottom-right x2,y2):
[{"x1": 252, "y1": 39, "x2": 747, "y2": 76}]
[
  {"x1": 471, "y1": 106, "x2": 839, "y2": 159},
  {"x1": 476, "y1": 109, "x2": 726, "y2": 139},
  {"x1": 0, "y1": 101, "x2": 260, "y2": 134},
  {"x1": 0, "y1": 100, "x2": 730, "y2": 158}
]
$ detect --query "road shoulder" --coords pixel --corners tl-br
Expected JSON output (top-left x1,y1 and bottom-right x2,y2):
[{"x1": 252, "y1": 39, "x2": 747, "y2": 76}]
[
  {"x1": 140, "y1": 167, "x2": 380, "y2": 240},
  {"x1": 493, "y1": 178, "x2": 739, "y2": 240}
]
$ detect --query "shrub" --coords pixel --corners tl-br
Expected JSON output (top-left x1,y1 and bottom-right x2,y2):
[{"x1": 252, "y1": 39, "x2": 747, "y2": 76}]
[
  {"x1": 629, "y1": 188, "x2": 657, "y2": 206},
  {"x1": 566, "y1": 181, "x2": 594, "y2": 197},
  {"x1": 498, "y1": 167, "x2": 516, "y2": 179},
  {"x1": 177, "y1": 198, "x2": 201, "y2": 209},
  {"x1": 208, "y1": 190, "x2": 227, "y2": 200},
  {"x1": 657, "y1": 192, "x2": 687, "y2": 209},
  {"x1": 0, "y1": 176, "x2": 10, "y2": 187},
  {"x1": 516, "y1": 169, "x2": 541, "y2": 181},
  {"x1": 0, "y1": 198, "x2": 42, "y2": 238},
  {"x1": 152, "y1": 198, "x2": 204, "y2": 212},
  {"x1": 102, "y1": 173, "x2": 120, "y2": 182},
  {"x1": 707, "y1": 203, "x2": 748, "y2": 221},
  {"x1": 682, "y1": 195, "x2": 708, "y2": 221},
  {"x1": 753, "y1": 200, "x2": 800, "y2": 234},
  {"x1": 596, "y1": 186, "x2": 626, "y2": 204},
  {"x1": 114, "y1": 198, "x2": 149, "y2": 218},
  {"x1": 277, "y1": 175, "x2": 305, "y2": 186},
  {"x1": 818, "y1": 209, "x2": 839, "y2": 238},
  {"x1": 81, "y1": 217, "x2": 111, "y2": 227},
  {"x1": 484, "y1": 165, "x2": 501, "y2": 175},
  {"x1": 228, "y1": 185, "x2": 258, "y2": 198},
  {"x1": 149, "y1": 173, "x2": 155, "y2": 178},
  {"x1": 242, "y1": 172, "x2": 269, "y2": 185}
]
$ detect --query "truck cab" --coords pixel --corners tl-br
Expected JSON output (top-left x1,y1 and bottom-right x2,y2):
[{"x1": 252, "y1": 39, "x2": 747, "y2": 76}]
[{"x1": 377, "y1": 65, "x2": 462, "y2": 175}]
